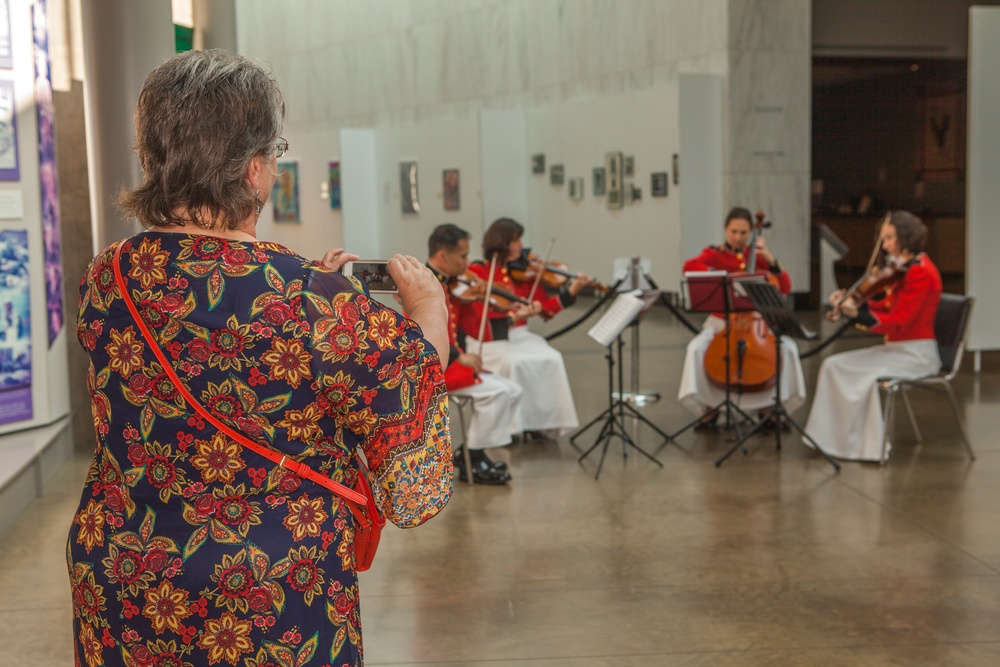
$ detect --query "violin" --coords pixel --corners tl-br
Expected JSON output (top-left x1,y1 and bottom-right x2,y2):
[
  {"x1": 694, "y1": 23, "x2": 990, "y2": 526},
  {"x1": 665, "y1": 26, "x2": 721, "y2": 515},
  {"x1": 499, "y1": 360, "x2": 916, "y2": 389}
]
[
  {"x1": 507, "y1": 251, "x2": 609, "y2": 294},
  {"x1": 703, "y1": 210, "x2": 779, "y2": 393},
  {"x1": 449, "y1": 270, "x2": 531, "y2": 312},
  {"x1": 827, "y1": 223, "x2": 908, "y2": 321}
]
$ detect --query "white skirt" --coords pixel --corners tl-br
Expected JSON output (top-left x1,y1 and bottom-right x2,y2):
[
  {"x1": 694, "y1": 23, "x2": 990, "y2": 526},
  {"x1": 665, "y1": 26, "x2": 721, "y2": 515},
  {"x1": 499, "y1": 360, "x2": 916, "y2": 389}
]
[
  {"x1": 474, "y1": 327, "x2": 580, "y2": 435},
  {"x1": 448, "y1": 372, "x2": 523, "y2": 450},
  {"x1": 803, "y1": 339, "x2": 941, "y2": 462},
  {"x1": 677, "y1": 315, "x2": 807, "y2": 416}
]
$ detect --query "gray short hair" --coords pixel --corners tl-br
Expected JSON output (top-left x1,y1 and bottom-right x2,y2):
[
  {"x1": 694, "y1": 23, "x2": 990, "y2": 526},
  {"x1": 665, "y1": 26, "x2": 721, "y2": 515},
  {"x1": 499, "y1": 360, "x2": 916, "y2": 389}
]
[{"x1": 117, "y1": 49, "x2": 285, "y2": 230}]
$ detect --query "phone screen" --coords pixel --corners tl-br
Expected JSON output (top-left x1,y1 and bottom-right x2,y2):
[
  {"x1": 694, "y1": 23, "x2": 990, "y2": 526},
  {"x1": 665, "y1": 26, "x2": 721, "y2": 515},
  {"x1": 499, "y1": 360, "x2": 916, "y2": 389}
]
[{"x1": 347, "y1": 261, "x2": 398, "y2": 293}]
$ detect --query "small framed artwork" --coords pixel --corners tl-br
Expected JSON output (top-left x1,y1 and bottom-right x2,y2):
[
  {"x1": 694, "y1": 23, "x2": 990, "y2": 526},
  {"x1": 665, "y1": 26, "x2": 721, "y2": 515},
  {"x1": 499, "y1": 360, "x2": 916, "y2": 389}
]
[
  {"x1": 0, "y1": 0, "x2": 11, "y2": 69},
  {"x1": 550, "y1": 164, "x2": 564, "y2": 186},
  {"x1": 605, "y1": 151, "x2": 623, "y2": 210},
  {"x1": 624, "y1": 155, "x2": 635, "y2": 178},
  {"x1": 0, "y1": 80, "x2": 18, "y2": 180},
  {"x1": 443, "y1": 169, "x2": 460, "y2": 210},
  {"x1": 568, "y1": 177, "x2": 584, "y2": 201},
  {"x1": 328, "y1": 160, "x2": 341, "y2": 209},
  {"x1": 672, "y1": 154, "x2": 679, "y2": 184},
  {"x1": 631, "y1": 185, "x2": 642, "y2": 201},
  {"x1": 400, "y1": 160, "x2": 420, "y2": 214},
  {"x1": 651, "y1": 172, "x2": 668, "y2": 197},
  {"x1": 531, "y1": 153, "x2": 546, "y2": 174},
  {"x1": 592, "y1": 167, "x2": 606, "y2": 196},
  {"x1": 273, "y1": 161, "x2": 300, "y2": 222}
]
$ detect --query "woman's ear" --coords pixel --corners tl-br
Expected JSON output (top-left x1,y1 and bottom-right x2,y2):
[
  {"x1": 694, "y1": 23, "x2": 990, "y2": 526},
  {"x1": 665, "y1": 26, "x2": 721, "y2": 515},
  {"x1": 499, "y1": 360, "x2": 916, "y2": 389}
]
[{"x1": 246, "y1": 154, "x2": 266, "y2": 192}]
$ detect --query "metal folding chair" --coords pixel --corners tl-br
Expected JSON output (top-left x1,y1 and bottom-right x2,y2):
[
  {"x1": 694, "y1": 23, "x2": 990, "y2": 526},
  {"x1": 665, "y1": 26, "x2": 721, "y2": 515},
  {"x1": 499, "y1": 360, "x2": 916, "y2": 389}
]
[
  {"x1": 878, "y1": 293, "x2": 977, "y2": 465},
  {"x1": 448, "y1": 394, "x2": 476, "y2": 484}
]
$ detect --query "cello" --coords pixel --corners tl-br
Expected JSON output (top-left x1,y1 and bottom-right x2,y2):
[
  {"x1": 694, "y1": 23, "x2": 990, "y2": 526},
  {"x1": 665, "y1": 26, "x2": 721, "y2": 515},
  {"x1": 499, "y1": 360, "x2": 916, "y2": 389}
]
[{"x1": 703, "y1": 211, "x2": 779, "y2": 393}]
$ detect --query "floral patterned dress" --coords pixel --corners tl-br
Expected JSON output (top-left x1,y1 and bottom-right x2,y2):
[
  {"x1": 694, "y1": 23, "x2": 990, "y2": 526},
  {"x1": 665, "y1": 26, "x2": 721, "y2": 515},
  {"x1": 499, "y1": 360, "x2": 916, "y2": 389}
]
[{"x1": 68, "y1": 232, "x2": 452, "y2": 667}]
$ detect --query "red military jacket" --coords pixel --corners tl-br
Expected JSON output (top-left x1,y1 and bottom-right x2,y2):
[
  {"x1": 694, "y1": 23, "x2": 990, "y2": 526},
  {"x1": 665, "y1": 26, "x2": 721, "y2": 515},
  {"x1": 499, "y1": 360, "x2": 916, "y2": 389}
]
[
  {"x1": 683, "y1": 244, "x2": 793, "y2": 295},
  {"x1": 430, "y1": 265, "x2": 480, "y2": 391},
  {"x1": 863, "y1": 253, "x2": 941, "y2": 342},
  {"x1": 467, "y1": 259, "x2": 570, "y2": 329}
]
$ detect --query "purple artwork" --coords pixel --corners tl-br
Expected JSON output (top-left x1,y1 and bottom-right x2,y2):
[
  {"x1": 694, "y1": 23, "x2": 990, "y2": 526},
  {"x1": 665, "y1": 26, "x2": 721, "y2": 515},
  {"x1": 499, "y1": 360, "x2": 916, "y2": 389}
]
[{"x1": 32, "y1": 0, "x2": 63, "y2": 345}]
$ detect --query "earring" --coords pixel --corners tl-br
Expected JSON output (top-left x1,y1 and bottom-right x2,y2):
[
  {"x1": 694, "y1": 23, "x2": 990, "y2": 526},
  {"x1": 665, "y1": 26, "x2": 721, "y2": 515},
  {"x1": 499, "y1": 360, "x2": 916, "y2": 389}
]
[{"x1": 254, "y1": 188, "x2": 262, "y2": 215}]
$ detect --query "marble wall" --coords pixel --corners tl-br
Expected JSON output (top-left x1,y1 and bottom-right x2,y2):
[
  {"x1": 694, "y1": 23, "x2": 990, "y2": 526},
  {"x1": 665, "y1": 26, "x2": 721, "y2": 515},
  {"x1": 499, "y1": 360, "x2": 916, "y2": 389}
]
[{"x1": 234, "y1": 0, "x2": 812, "y2": 288}]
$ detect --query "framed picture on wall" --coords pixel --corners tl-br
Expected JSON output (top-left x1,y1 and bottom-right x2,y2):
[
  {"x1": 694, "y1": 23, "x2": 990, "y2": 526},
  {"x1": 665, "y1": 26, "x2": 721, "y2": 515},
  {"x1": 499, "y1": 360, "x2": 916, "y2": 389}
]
[
  {"x1": 593, "y1": 167, "x2": 606, "y2": 196},
  {"x1": 917, "y1": 89, "x2": 966, "y2": 182},
  {"x1": 651, "y1": 172, "x2": 668, "y2": 197},
  {"x1": 0, "y1": 80, "x2": 18, "y2": 180},
  {"x1": 624, "y1": 155, "x2": 635, "y2": 178},
  {"x1": 0, "y1": 0, "x2": 11, "y2": 69},
  {"x1": 328, "y1": 160, "x2": 341, "y2": 209},
  {"x1": 569, "y1": 177, "x2": 584, "y2": 201},
  {"x1": 400, "y1": 160, "x2": 420, "y2": 214},
  {"x1": 443, "y1": 169, "x2": 460, "y2": 210},
  {"x1": 273, "y1": 161, "x2": 300, "y2": 222},
  {"x1": 550, "y1": 164, "x2": 564, "y2": 185},
  {"x1": 531, "y1": 153, "x2": 545, "y2": 174},
  {"x1": 605, "y1": 152, "x2": 623, "y2": 210}
]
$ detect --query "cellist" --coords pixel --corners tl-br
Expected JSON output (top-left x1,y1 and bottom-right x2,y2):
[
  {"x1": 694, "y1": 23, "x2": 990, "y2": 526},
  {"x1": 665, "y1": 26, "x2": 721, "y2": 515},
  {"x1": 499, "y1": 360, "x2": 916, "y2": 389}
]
[{"x1": 678, "y1": 206, "x2": 807, "y2": 427}]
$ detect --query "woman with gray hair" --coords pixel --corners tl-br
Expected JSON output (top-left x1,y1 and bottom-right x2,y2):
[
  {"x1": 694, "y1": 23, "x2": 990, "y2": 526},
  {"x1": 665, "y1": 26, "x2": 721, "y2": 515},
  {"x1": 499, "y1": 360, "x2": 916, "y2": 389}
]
[{"x1": 67, "y1": 49, "x2": 451, "y2": 666}]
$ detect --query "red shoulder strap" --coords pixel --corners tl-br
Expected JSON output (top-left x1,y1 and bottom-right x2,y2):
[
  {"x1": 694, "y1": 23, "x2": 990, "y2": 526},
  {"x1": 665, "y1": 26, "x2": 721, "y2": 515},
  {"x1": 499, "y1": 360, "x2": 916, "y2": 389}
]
[{"x1": 111, "y1": 240, "x2": 367, "y2": 506}]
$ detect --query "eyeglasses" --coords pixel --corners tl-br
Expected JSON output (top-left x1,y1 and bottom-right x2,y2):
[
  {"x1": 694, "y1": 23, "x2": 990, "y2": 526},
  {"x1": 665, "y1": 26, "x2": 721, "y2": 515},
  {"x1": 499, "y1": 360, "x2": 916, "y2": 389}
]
[{"x1": 274, "y1": 137, "x2": 289, "y2": 158}]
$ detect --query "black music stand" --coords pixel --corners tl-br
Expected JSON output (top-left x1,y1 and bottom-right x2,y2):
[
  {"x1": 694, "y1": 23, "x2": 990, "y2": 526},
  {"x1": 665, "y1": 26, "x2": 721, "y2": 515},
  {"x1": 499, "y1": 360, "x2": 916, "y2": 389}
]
[
  {"x1": 574, "y1": 290, "x2": 674, "y2": 479},
  {"x1": 668, "y1": 273, "x2": 759, "y2": 442},
  {"x1": 714, "y1": 281, "x2": 841, "y2": 471}
]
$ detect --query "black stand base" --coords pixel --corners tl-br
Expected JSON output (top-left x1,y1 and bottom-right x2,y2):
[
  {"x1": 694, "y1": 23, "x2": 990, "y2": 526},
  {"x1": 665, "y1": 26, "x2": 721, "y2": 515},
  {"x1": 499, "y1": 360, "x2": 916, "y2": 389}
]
[
  {"x1": 575, "y1": 400, "x2": 666, "y2": 480},
  {"x1": 715, "y1": 402, "x2": 840, "y2": 471},
  {"x1": 574, "y1": 334, "x2": 678, "y2": 480},
  {"x1": 667, "y1": 397, "x2": 758, "y2": 444}
]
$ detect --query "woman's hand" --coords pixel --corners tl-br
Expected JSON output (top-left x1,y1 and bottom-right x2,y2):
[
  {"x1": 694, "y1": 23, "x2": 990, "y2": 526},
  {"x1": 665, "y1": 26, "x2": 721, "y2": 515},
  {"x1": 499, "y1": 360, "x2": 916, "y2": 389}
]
[
  {"x1": 388, "y1": 255, "x2": 449, "y2": 365},
  {"x1": 755, "y1": 237, "x2": 776, "y2": 266},
  {"x1": 568, "y1": 272, "x2": 592, "y2": 297},
  {"x1": 508, "y1": 301, "x2": 542, "y2": 321},
  {"x1": 319, "y1": 248, "x2": 358, "y2": 272}
]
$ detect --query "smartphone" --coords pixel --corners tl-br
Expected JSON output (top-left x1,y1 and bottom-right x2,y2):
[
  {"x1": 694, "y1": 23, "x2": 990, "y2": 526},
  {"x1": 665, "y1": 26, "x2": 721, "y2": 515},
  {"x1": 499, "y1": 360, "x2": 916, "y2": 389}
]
[{"x1": 343, "y1": 260, "x2": 398, "y2": 293}]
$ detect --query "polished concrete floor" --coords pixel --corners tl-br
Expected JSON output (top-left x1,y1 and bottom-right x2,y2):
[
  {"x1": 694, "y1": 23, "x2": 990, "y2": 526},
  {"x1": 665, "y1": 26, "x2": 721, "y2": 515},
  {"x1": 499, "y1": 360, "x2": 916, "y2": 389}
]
[{"x1": 3, "y1": 301, "x2": 999, "y2": 666}]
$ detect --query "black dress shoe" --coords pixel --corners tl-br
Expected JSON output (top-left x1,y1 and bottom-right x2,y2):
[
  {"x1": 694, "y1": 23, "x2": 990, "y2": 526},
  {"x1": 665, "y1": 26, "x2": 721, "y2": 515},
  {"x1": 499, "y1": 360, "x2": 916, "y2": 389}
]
[
  {"x1": 453, "y1": 456, "x2": 511, "y2": 484},
  {"x1": 453, "y1": 446, "x2": 508, "y2": 471}
]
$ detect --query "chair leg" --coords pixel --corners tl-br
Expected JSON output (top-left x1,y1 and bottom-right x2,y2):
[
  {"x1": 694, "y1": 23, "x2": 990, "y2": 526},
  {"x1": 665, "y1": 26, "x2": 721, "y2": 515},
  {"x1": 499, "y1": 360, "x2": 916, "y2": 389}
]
[
  {"x1": 880, "y1": 384, "x2": 897, "y2": 466},
  {"x1": 452, "y1": 398, "x2": 476, "y2": 484},
  {"x1": 900, "y1": 386, "x2": 922, "y2": 442},
  {"x1": 943, "y1": 383, "x2": 977, "y2": 461}
]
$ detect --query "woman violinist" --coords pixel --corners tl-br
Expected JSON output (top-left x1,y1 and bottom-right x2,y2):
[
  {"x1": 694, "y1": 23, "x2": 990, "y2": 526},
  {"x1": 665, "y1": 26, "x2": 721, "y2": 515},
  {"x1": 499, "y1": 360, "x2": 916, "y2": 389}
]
[
  {"x1": 803, "y1": 210, "x2": 942, "y2": 462},
  {"x1": 678, "y1": 206, "x2": 807, "y2": 426},
  {"x1": 466, "y1": 217, "x2": 592, "y2": 439}
]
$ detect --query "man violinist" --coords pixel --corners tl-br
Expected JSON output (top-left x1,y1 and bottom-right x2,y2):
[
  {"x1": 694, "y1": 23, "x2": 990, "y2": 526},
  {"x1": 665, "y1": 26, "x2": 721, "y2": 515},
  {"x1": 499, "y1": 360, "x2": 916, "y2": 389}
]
[
  {"x1": 466, "y1": 217, "x2": 587, "y2": 440},
  {"x1": 427, "y1": 224, "x2": 526, "y2": 484},
  {"x1": 678, "y1": 206, "x2": 807, "y2": 427},
  {"x1": 803, "y1": 210, "x2": 941, "y2": 461}
]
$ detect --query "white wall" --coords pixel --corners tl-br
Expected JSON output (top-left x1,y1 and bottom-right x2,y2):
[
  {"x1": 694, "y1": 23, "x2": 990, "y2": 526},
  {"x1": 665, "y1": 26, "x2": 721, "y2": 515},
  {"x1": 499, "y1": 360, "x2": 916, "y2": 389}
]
[
  {"x1": 373, "y1": 115, "x2": 483, "y2": 259},
  {"x1": 966, "y1": 6, "x2": 1000, "y2": 351},
  {"x1": 232, "y1": 0, "x2": 818, "y2": 288},
  {"x1": 525, "y1": 86, "x2": 681, "y2": 285}
]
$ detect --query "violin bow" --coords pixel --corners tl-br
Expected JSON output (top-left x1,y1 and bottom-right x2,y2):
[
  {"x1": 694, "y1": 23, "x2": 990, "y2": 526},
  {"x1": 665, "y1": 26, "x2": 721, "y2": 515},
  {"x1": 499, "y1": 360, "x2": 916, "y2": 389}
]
[
  {"x1": 526, "y1": 238, "x2": 555, "y2": 304},
  {"x1": 475, "y1": 254, "x2": 499, "y2": 357},
  {"x1": 833, "y1": 211, "x2": 891, "y2": 318}
]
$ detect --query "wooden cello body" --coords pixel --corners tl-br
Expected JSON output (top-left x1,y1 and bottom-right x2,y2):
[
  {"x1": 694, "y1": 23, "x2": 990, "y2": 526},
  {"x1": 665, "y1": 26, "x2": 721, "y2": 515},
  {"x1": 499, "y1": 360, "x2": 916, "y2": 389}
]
[{"x1": 703, "y1": 211, "x2": 780, "y2": 393}]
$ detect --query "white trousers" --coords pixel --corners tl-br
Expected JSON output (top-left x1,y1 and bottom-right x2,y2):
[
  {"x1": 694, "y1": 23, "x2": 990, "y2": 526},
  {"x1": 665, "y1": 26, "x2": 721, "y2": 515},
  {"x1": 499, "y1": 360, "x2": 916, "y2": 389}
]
[
  {"x1": 475, "y1": 327, "x2": 580, "y2": 435},
  {"x1": 677, "y1": 315, "x2": 807, "y2": 416},
  {"x1": 448, "y1": 373, "x2": 523, "y2": 450},
  {"x1": 803, "y1": 339, "x2": 940, "y2": 462}
]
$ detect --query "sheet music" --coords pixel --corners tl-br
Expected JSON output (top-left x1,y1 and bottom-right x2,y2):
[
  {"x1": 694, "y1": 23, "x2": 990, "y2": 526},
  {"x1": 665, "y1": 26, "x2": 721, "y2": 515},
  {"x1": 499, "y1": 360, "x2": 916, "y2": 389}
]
[{"x1": 588, "y1": 290, "x2": 645, "y2": 347}]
